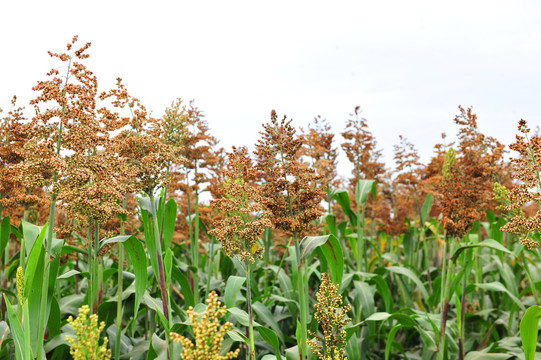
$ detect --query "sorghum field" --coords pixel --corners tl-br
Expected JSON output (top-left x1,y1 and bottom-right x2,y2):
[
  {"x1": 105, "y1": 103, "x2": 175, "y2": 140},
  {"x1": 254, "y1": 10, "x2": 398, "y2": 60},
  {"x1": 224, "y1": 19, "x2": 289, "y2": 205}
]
[{"x1": 1, "y1": 36, "x2": 541, "y2": 360}]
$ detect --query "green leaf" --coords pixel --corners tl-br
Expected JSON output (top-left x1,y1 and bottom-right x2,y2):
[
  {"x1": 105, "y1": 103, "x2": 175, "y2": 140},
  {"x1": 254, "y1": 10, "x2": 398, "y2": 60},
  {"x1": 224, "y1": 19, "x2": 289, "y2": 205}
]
[
  {"x1": 60, "y1": 245, "x2": 88, "y2": 257},
  {"x1": 139, "y1": 196, "x2": 160, "y2": 218},
  {"x1": 24, "y1": 234, "x2": 45, "y2": 356},
  {"x1": 300, "y1": 235, "x2": 333, "y2": 262},
  {"x1": 164, "y1": 248, "x2": 172, "y2": 288},
  {"x1": 355, "y1": 281, "x2": 374, "y2": 318},
  {"x1": 4, "y1": 296, "x2": 25, "y2": 360},
  {"x1": 319, "y1": 234, "x2": 343, "y2": 284},
  {"x1": 174, "y1": 267, "x2": 194, "y2": 308},
  {"x1": 147, "y1": 333, "x2": 167, "y2": 360},
  {"x1": 50, "y1": 236, "x2": 64, "y2": 258},
  {"x1": 451, "y1": 239, "x2": 513, "y2": 261},
  {"x1": 227, "y1": 307, "x2": 261, "y2": 327},
  {"x1": 385, "y1": 325, "x2": 402, "y2": 360},
  {"x1": 476, "y1": 281, "x2": 525, "y2": 311},
  {"x1": 258, "y1": 326, "x2": 283, "y2": 360},
  {"x1": 253, "y1": 302, "x2": 285, "y2": 343},
  {"x1": 420, "y1": 193, "x2": 433, "y2": 224},
  {"x1": 123, "y1": 236, "x2": 148, "y2": 334},
  {"x1": 163, "y1": 198, "x2": 177, "y2": 250},
  {"x1": 47, "y1": 296, "x2": 62, "y2": 340},
  {"x1": 21, "y1": 220, "x2": 45, "y2": 258},
  {"x1": 0, "y1": 217, "x2": 11, "y2": 261},
  {"x1": 365, "y1": 312, "x2": 391, "y2": 321},
  {"x1": 330, "y1": 189, "x2": 357, "y2": 225},
  {"x1": 141, "y1": 209, "x2": 159, "y2": 283},
  {"x1": 520, "y1": 305, "x2": 541, "y2": 360},
  {"x1": 102, "y1": 235, "x2": 148, "y2": 334},
  {"x1": 57, "y1": 270, "x2": 80, "y2": 280},
  {"x1": 387, "y1": 266, "x2": 428, "y2": 300},
  {"x1": 224, "y1": 276, "x2": 246, "y2": 310},
  {"x1": 325, "y1": 214, "x2": 338, "y2": 239},
  {"x1": 227, "y1": 328, "x2": 249, "y2": 345},
  {"x1": 464, "y1": 351, "x2": 511, "y2": 360},
  {"x1": 355, "y1": 179, "x2": 377, "y2": 206},
  {"x1": 369, "y1": 274, "x2": 394, "y2": 313}
]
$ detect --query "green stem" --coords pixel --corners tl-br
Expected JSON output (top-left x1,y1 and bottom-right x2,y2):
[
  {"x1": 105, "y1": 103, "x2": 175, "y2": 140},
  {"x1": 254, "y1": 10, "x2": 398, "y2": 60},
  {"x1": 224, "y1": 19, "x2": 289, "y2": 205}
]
[
  {"x1": 458, "y1": 249, "x2": 472, "y2": 360},
  {"x1": 36, "y1": 194, "x2": 57, "y2": 360},
  {"x1": 205, "y1": 235, "x2": 216, "y2": 301},
  {"x1": 36, "y1": 55, "x2": 71, "y2": 359},
  {"x1": 19, "y1": 203, "x2": 29, "y2": 274},
  {"x1": 186, "y1": 183, "x2": 199, "y2": 304},
  {"x1": 438, "y1": 240, "x2": 455, "y2": 360},
  {"x1": 356, "y1": 205, "x2": 366, "y2": 272},
  {"x1": 149, "y1": 194, "x2": 171, "y2": 359},
  {"x1": 94, "y1": 221, "x2": 101, "y2": 313},
  {"x1": 246, "y1": 261, "x2": 256, "y2": 360},
  {"x1": 294, "y1": 233, "x2": 309, "y2": 360},
  {"x1": 115, "y1": 196, "x2": 127, "y2": 360},
  {"x1": 88, "y1": 222, "x2": 94, "y2": 312}
]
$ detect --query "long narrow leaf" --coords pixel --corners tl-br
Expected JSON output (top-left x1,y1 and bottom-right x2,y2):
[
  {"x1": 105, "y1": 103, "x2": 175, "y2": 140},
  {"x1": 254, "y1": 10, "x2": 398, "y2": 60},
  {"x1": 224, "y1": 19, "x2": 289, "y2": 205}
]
[
  {"x1": 4, "y1": 296, "x2": 25, "y2": 360},
  {"x1": 520, "y1": 306, "x2": 541, "y2": 360}
]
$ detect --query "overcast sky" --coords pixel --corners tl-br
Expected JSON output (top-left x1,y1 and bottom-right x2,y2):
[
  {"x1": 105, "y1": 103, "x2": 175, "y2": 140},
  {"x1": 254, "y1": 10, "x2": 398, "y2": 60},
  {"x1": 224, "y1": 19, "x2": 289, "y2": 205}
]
[{"x1": 2, "y1": 0, "x2": 541, "y2": 177}]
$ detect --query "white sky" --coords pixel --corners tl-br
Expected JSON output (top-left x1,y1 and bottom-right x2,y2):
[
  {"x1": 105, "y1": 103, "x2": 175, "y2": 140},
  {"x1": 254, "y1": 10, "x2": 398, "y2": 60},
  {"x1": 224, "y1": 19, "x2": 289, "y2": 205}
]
[{"x1": 2, "y1": 0, "x2": 541, "y2": 178}]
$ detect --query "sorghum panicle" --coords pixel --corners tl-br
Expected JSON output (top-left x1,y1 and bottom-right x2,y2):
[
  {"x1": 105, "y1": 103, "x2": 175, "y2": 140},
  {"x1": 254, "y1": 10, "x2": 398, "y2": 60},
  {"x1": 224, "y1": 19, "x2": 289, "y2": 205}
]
[
  {"x1": 209, "y1": 146, "x2": 271, "y2": 263},
  {"x1": 170, "y1": 291, "x2": 240, "y2": 360},
  {"x1": 308, "y1": 273, "x2": 351, "y2": 360},
  {"x1": 102, "y1": 78, "x2": 178, "y2": 197},
  {"x1": 341, "y1": 106, "x2": 385, "y2": 185},
  {"x1": 501, "y1": 119, "x2": 541, "y2": 248},
  {"x1": 255, "y1": 110, "x2": 325, "y2": 237},
  {"x1": 300, "y1": 115, "x2": 339, "y2": 189},
  {"x1": 66, "y1": 305, "x2": 112, "y2": 360},
  {"x1": 438, "y1": 107, "x2": 505, "y2": 238},
  {"x1": 0, "y1": 97, "x2": 45, "y2": 215}
]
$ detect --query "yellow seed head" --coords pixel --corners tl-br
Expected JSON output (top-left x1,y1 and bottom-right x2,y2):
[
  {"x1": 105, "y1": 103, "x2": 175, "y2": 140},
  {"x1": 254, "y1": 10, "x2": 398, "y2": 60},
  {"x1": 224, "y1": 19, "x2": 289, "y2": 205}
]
[{"x1": 16, "y1": 267, "x2": 24, "y2": 305}]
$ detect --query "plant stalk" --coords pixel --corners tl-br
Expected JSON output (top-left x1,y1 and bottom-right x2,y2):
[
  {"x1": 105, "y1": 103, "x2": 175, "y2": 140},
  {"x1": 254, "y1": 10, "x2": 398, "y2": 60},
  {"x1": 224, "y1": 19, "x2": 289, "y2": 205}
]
[
  {"x1": 294, "y1": 234, "x2": 309, "y2": 360},
  {"x1": 246, "y1": 261, "x2": 256, "y2": 360},
  {"x1": 115, "y1": 196, "x2": 127, "y2": 360}
]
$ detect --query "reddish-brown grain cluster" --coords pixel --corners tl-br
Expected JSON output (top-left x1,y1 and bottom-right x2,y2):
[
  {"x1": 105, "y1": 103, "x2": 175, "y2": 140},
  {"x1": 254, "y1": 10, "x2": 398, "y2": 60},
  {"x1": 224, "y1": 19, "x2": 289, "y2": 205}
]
[
  {"x1": 437, "y1": 106, "x2": 505, "y2": 238},
  {"x1": 500, "y1": 120, "x2": 541, "y2": 248},
  {"x1": 300, "y1": 115, "x2": 339, "y2": 191},
  {"x1": 0, "y1": 97, "x2": 45, "y2": 218},
  {"x1": 255, "y1": 111, "x2": 325, "y2": 238},
  {"x1": 209, "y1": 147, "x2": 271, "y2": 263},
  {"x1": 341, "y1": 106, "x2": 385, "y2": 186}
]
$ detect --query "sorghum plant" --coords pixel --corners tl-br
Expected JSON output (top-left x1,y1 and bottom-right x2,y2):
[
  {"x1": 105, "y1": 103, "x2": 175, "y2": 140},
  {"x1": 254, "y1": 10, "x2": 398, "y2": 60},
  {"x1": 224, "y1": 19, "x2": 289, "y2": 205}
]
[
  {"x1": 164, "y1": 98, "x2": 224, "y2": 303},
  {"x1": 340, "y1": 107, "x2": 385, "y2": 272},
  {"x1": 21, "y1": 36, "x2": 109, "y2": 359},
  {"x1": 170, "y1": 291, "x2": 240, "y2": 360},
  {"x1": 308, "y1": 273, "x2": 351, "y2": 360},
  {"x1": 436, "y1": 107, "x2": 505, "y2": 360},
  {"x1": 103, "y1": 79, "x2": 177, "y2": 331},
  {"x1": 390, "y1": 136, "x2": 430, "y2": 279},
  {"x1": 209, "y1": 146, "x2": 270, "y2": 264},
  {"x1": 255, "y1": 110, "x2": 325, "y2": 360},
  {"x1": 209, "y1": 146, "x2": 271, "y2": 359}
]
